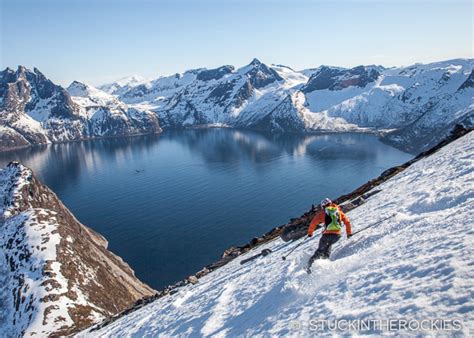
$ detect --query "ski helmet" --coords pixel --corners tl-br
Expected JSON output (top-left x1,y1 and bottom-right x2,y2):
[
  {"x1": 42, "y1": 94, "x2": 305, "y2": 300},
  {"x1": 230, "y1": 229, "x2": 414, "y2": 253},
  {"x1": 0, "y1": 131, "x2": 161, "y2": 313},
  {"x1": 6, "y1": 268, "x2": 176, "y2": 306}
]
[{"x1": 320, "y1": 198, "x2": 332, "y2": 208}]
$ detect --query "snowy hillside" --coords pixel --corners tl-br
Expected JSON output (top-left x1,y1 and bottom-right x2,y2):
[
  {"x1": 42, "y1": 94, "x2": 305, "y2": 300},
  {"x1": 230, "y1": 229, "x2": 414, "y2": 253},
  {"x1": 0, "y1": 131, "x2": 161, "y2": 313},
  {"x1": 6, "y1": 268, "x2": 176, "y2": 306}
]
[
  {"x1": 84, "y1": 131, "x2": 474, "y2": 336},
  {"x1": 0, "y1": 162, "x2": 155, "y2": 336},
  {"x1": 0, "y1": 67, "x2": 161, "y2": 152}
]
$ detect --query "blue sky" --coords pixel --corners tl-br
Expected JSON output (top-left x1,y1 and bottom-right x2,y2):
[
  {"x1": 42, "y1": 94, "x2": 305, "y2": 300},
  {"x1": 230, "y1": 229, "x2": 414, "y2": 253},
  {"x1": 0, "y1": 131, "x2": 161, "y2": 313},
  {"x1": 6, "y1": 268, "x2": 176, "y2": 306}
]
[{"x1": 1, "y1": 0, "x2": 472, "y2": 86}]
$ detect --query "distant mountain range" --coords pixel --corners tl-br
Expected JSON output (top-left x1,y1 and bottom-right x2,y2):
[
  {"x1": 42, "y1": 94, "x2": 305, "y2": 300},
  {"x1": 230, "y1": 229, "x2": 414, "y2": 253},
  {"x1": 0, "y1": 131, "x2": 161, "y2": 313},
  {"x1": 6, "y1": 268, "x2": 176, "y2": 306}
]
[{"x1": 1, "y1": 58, "x2": 472, "y2": 153}]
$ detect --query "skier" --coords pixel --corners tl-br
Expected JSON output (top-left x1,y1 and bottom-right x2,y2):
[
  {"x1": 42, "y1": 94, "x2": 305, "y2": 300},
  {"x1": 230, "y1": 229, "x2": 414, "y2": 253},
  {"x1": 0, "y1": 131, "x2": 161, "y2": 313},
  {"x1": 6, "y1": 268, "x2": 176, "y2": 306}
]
[{"x1": 305, "y1": 198, "x2": 352, "y2": 273}]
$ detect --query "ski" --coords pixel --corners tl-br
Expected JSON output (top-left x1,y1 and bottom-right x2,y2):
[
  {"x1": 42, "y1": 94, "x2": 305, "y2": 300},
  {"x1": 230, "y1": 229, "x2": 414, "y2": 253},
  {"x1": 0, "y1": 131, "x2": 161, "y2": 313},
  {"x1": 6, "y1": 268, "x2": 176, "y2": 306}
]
[{"x1": 240, "y1": 249, "x2": 272, "y2": 265}]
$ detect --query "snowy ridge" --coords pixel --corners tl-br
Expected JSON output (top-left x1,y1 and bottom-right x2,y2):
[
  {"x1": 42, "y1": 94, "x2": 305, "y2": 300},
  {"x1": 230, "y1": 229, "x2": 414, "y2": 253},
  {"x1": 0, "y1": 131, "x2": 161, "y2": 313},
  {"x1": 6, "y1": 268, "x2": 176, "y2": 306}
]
[
  {"x1": 0, "y1": 163, "x2": 80, "y2": 336},
  {"x1": 0, "y1": 162, "x2": 155, "y2": 336},
  {"x1": 1, "y1": 58, "x2": 472, "y2": 153},
  {"x1": 98, "y1": 75, "x2": 148, "y2": 96},
  {"x1": 115, "y1": 58, "x2": 359, "y2": 133},
  {"x1": 84, "y1": 131, "x2": 474, "y2": 336},
  {"x1": 0, "y1": 67, "x2": 161, "y2": 152},
  {"x1": 103, "y1": 58, "x2": 473, "y2": 152}
]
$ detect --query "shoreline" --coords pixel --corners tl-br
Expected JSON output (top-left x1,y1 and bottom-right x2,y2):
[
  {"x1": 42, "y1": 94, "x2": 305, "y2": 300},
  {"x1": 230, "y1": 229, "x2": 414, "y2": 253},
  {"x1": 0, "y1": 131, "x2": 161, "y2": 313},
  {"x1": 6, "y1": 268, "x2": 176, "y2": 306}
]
[{"x1": 0, "y1": 126, "x2": 411, "y2": 154}]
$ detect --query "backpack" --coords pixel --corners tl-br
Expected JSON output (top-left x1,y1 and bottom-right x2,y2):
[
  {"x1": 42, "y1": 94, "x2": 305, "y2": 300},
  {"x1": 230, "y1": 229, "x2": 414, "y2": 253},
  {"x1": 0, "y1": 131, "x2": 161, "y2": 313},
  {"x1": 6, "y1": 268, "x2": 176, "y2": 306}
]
[{"x1": 324, "y1": 205, "x2": 342, "y2": 231}]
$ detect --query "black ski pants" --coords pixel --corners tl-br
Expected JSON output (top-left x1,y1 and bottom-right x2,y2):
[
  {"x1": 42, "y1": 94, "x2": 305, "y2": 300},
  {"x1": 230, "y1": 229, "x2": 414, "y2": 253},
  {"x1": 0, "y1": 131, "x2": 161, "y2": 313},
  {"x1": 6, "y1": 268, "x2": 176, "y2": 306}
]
[{"x1": 309, "y1": 233, "x2": 341, "y2": 264}]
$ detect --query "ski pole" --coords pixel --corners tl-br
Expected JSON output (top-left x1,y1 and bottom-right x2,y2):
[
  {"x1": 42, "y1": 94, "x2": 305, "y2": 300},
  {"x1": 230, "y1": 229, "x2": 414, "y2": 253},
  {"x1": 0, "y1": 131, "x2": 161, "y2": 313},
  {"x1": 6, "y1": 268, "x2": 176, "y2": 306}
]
[
  {"x1": 351, "y1": 213, "x2": 396, "y2": 236},
  {"x1": 282, "y1": 236, "x2": 307, "y2": 261}
]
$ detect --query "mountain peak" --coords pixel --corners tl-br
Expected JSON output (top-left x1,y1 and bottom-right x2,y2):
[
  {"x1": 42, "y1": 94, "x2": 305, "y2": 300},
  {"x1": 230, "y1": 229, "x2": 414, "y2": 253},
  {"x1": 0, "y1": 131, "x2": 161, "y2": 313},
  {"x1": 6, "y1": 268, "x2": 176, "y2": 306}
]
[
  {"x1": 16, "y1": 65, "x2": 29, "y2": 78},
  {"x1": 67, "y1": 80, "x2": 91, "y2": 96},
  {"x1": 302, "y1": 64, "x2": 380, "y2": 92},
  {"x1": 68, "y1": 80, "x2": 88, "y2": 89},
  {"x1": 249, "y1": 58, "x2": 262, "y2": 66},
  {"x1": 240, "y1": 58, "x2": 284, "y2": 88},
  {"x1": 33, "y1": 67, "x2": 46, "y2": 78}
]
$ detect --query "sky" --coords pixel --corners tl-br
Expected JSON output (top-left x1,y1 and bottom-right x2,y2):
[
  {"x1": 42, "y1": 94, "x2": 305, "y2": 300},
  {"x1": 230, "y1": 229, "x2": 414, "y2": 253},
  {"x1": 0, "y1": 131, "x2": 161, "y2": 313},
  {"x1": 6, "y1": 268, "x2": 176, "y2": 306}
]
[{"x1": 1, "y1": 0, "x2": 472, "y2": 86}]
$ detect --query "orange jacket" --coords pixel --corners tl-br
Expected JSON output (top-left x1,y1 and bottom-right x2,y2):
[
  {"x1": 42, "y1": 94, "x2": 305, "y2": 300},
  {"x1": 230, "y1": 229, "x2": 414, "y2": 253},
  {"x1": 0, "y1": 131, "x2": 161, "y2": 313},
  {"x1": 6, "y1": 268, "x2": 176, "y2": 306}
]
[{"x1": 307, "y1": 203, "x2": 352, "y2": 236}]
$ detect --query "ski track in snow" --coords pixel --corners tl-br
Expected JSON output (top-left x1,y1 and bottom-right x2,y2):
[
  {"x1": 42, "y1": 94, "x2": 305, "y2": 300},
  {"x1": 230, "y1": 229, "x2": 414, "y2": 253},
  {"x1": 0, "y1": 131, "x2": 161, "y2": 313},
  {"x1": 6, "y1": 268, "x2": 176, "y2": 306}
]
[{"x1": 83, "y1": 132, "x2": 474, "y2": 336}]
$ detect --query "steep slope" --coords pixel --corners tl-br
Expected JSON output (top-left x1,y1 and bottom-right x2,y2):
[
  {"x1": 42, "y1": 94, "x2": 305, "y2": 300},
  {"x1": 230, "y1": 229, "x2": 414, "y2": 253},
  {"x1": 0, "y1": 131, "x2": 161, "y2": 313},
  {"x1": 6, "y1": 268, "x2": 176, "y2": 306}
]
[
  {"x1": 254, "y1": 92, "x2": 359, "y2": 132},
  {"x1": 0, "y1": 67, "x2": 161, "y2": 152},
  {"x1": 84, "y1": 131, "x2": 473, "y2": 336},
  {"x1": 0, "y1": 162, "x2": 155, "y2": 336},
  {"x1": 381, "y1": 65, "x2": 474, "y2": 152}
]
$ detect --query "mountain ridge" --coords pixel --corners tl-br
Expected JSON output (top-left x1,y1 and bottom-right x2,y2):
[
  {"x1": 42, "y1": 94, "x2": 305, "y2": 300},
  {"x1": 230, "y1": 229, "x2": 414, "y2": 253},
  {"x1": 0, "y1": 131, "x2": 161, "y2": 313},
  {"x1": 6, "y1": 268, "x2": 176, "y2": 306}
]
[
  {"x1": 88, "y1": 57, "x2": 474, "y2": 152},
  {"x1": 0, "y1": 66, "x2": 161, "y2": 152},
  {"x1": 1, "y1": 58, "x2": 472, "y2": 153}
]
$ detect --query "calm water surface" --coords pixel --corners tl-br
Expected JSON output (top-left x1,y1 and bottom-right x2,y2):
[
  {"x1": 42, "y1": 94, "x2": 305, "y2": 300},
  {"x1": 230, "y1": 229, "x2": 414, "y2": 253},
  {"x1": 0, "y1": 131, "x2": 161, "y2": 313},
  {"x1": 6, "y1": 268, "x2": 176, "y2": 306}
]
[{"x1": 0, "y1": 129, "x2": 411, "y2": 289}]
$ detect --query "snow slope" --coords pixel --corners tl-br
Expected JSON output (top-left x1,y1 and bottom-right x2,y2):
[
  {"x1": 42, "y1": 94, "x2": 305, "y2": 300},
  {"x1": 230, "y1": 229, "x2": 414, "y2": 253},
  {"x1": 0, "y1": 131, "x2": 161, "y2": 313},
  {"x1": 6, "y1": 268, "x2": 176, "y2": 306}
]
[{"x1": 84, "y1": 131, "x2": 474, "y2": 336}]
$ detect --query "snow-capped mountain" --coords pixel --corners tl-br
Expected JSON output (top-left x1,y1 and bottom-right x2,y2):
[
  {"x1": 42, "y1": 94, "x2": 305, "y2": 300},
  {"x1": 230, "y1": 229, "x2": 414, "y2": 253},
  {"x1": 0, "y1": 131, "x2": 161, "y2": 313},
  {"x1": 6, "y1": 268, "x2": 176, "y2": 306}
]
[
  {"x1": 67, "y1": 81, "x2": 161, "y2": 137},
  {"x1": 82, "y1": 129, "x2": 474, "y2": 336},
  {"x1": 98, "y1": 75, "x2": 148, "y2": 96},
  {"x1": 0, "y1": 66, "x2": 83, "y2": 150},
  {"x1": 105, "y1": 58, "x2": 357, "y2": 133},
  {"x1": 311, "y1": 59, "x2": 474, "y2": 152},
  {"x1": 0, "y1": 162, "x2": 155, "y2": 336},
  {"x1": 0, "y1": 67, "x2": 161, "y2": 152},
  {"x1": 101, "y1": 58, "x2": 473, "y2": 152},
  {"x1": 2, "y1": 58, "x2": 472, "y2": 153}
]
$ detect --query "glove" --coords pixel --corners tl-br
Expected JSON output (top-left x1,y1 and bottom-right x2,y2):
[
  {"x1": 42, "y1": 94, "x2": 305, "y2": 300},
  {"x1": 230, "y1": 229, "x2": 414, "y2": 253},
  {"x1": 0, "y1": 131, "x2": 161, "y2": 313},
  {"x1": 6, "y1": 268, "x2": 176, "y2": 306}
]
[
  {"x1": 347, "y1": 234, "x2": 353, "y2": 239},
  {"x1": 307, "y1": 233, "x2": 313, "y2": 238}
]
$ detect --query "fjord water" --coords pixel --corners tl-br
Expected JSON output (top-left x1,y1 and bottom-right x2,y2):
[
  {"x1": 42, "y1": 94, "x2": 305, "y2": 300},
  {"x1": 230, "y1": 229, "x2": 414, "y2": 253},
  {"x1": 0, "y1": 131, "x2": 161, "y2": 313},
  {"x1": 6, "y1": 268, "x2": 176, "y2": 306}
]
[{"x1": 0, "y1": 130, "x2": 411, "y2": 290}]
